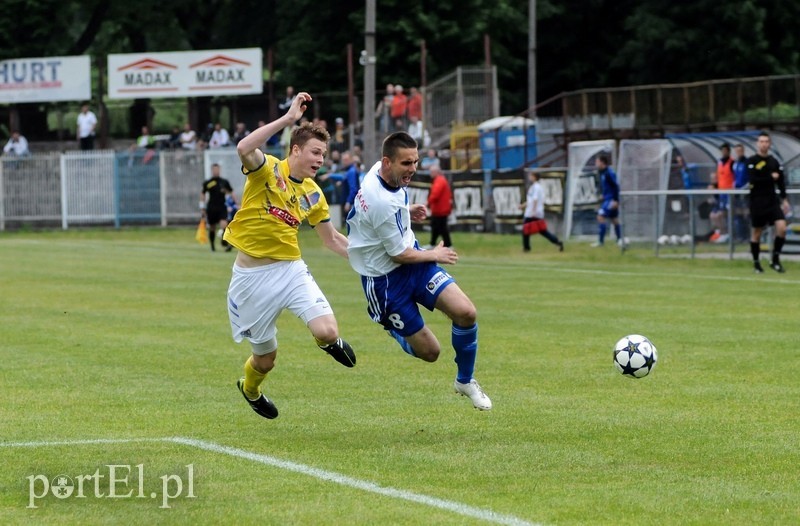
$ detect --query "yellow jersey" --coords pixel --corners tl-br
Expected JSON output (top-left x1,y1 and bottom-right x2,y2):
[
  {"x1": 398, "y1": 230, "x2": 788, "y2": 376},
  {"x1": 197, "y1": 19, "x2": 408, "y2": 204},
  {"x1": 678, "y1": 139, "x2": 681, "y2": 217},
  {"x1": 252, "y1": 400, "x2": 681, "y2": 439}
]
[{"x1": 224, "y1": 154, "x2": 330, "y2": 260}]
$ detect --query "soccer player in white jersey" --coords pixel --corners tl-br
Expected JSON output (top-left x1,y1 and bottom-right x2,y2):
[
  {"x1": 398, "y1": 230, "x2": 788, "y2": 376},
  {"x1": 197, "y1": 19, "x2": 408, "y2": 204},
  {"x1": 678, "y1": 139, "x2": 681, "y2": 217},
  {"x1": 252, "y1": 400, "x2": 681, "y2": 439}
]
[
  {"x1": 346, "y1": 132, "x2": 492, "y2": 410},
  {"x1": 521, "y1": 171, "x2": 563, "y2": 252}
]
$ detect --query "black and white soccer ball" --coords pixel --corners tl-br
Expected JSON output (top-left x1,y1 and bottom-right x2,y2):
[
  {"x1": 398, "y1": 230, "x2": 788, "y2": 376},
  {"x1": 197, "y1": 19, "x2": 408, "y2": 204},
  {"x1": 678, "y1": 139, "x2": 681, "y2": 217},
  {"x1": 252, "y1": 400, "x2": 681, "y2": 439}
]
[{"x1": 613, "y1": 334, "x2": 657, "y2": 378}]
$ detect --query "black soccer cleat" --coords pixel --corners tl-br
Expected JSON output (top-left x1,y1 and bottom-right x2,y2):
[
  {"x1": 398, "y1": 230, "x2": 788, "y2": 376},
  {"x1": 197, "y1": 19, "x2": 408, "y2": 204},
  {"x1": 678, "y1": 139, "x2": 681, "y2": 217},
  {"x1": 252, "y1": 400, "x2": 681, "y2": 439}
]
[
  {"x1": 237, "y1": 378, "x2": 278, "y2": 419},
  {"x1": 754, "y1": 261, "x2": 764, "y2": 274},
  {"x1": 770, "y1": 261, "x2": 786, "y2": 273},
  {"x1": 320, "y1": 338, "x2": 356, "y2": 368}
]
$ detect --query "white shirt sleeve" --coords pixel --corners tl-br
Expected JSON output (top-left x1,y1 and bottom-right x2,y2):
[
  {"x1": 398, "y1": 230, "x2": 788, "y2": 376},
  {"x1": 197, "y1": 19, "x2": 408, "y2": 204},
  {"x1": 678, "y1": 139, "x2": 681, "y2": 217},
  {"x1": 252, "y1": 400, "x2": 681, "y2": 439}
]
[{"x1": 374, "y1": 207, "x2": 408, "y2": 257}]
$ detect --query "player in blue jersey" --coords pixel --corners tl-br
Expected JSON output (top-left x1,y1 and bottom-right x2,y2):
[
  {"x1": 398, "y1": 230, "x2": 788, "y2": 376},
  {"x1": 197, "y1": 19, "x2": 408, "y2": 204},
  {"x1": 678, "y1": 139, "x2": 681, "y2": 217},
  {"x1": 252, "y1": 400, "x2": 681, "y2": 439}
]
[
  {"x1": 591, "y1": 154, "x2": 625, "y2": 247},
  {"x1": 346, "y1": 132, "x2": 492, "y2": 410}
]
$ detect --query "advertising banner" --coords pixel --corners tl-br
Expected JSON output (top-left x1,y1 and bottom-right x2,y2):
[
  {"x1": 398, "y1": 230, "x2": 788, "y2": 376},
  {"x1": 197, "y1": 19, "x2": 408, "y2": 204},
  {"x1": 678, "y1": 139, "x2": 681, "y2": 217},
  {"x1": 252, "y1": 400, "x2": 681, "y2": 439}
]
[
  {"x1": 0, "y1": 55, "x2": 90, "y2": 103},
  {"x1": 108, "y1": 48, "x2": 263, "y2": 99}
]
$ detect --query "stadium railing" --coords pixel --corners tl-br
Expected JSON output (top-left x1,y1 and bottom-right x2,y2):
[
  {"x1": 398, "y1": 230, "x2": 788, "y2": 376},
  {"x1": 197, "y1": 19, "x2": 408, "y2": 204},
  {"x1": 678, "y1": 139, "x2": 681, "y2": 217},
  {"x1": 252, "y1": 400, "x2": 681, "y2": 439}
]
[
  {"x1": 620, "y1": 188, "x2": 800, "y2": 258},
  {"x1": 0, "y1": 148, "x2": 288, "y2": 231}
]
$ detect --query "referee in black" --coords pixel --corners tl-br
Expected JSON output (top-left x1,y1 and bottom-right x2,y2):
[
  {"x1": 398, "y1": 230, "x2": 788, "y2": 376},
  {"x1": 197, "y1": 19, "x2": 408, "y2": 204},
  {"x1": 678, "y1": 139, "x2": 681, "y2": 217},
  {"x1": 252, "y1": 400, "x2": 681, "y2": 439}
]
[
  {"x1": 747, "y1": 132, "x2": 790, "y2": 273},
  {"x1": 201, "y1": 163, "x2": 234, "y2": 252}
]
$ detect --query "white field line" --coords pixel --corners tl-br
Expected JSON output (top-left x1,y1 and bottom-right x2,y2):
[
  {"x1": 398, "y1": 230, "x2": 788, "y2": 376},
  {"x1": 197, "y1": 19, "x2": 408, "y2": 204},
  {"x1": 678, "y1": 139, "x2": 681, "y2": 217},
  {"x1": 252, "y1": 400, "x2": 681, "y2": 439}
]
[{"x1": 0, "y1": 436, "x2": 540, "y2": 526}]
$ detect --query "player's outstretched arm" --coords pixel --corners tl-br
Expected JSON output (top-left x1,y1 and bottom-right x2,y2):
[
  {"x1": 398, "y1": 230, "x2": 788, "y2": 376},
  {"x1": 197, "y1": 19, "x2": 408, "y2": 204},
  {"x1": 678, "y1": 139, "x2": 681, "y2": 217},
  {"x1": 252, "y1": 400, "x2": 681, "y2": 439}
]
[
  {"x1": 237, "y1": 92, "x2": 312, "y2": 171},
  {"x1": 391, "y1": 242, "x2": 457, "y2": 265},
  {"x1": 315, "y1": 221, "x2": 349, "y2": 259}
]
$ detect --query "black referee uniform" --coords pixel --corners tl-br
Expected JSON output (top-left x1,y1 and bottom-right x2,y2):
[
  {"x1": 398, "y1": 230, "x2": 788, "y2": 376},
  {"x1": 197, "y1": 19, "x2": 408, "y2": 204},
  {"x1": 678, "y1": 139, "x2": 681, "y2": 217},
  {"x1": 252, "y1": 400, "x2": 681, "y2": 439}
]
[
  {"x1": 746, "y1": 153, "x2": 787, "y2": 270},
  {"x1": 202, "y1": 176, "x2": 233, "y2": 251}
]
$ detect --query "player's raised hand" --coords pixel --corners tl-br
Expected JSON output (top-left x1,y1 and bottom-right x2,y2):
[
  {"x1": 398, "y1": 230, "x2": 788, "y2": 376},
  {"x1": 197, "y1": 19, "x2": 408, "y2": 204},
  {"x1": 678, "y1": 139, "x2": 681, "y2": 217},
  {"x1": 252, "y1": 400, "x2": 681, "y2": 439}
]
[
  {"x1": 285, "y1": 92, "x2": 312, "y2": 122},
  {"x1": 410, "y1": 203, "x2": 427, "y2": 222},
  {"x1": 431, "y1": 242, "x2": 458, "y2": 265}
]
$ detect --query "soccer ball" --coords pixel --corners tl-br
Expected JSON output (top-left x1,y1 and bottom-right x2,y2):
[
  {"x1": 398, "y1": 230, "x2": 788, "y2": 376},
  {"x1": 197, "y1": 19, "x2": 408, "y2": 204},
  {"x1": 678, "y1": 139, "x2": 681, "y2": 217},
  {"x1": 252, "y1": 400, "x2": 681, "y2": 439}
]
[{"x1": 613, "y1": 334, "x2": 658, "y2": 378}]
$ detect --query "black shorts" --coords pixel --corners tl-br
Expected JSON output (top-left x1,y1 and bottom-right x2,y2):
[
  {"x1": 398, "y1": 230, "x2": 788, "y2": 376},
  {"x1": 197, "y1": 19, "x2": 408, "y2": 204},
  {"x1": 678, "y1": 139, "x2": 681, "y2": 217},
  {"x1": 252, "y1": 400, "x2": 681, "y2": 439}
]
[
  {"x1": 750, "y1": 204, "x2": 784, "y2": 228},
  {"x1": 206, "y1": 207, "x2": 226, "y2": 225}
]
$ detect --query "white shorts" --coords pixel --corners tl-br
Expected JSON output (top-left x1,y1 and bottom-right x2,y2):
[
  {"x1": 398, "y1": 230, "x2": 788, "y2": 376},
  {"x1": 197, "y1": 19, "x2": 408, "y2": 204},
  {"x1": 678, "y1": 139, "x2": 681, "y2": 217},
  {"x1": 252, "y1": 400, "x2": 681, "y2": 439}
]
[{"x1": 227, "y1": 259, "x2": 333, "y2": 347}]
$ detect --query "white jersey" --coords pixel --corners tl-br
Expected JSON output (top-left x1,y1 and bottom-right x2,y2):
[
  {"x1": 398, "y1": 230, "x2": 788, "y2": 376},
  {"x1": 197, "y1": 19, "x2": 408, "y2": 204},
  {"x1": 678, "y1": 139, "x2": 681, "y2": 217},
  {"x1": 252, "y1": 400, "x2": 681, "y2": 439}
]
[
  {"x1": 524, "y1": 181, "x2": 545, "y2": 218},
  {"x1": 347, "y1": 161, "x2": 417, "y2": 277}
]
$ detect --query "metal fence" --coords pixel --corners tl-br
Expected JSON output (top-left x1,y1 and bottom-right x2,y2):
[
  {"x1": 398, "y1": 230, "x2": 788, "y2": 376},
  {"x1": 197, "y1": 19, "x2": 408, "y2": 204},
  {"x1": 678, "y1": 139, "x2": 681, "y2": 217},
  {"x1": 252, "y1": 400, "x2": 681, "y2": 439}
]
[
  {"x1": 535, "y1": 74, "x2": 800, "y2": 135},
  {"x1": 0, "y1": 149, "x2": 261, "y2": 230},
  {"x1": 424, "y1": 66, "x2": 499, "y2": 147},
  {"x1": 620, "y1": 188, "x2": 800, "y2": 257}
]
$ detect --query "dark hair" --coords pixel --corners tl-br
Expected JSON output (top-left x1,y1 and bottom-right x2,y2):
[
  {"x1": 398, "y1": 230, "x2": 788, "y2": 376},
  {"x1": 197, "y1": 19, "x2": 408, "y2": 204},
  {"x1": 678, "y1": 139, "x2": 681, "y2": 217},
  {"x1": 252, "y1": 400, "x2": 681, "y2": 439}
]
[
  {"x1": 733, "y1": 143, "x2": 744, "y2": 148},
  {"x1": 720, "y1": 142, "x2": 730, "y2": 150},
  {"x1": 597, "y1": 154, "x2": 610, "y2": 166},
  {"x1": 290, "y1": 122, "x2": 330, "y2": 150},
  {"x1": 758, "y1": 130, "x2": 770, "y2": 139},
  {"x1": 382, "y1": 132, "x2": 418, "y2": 160}
]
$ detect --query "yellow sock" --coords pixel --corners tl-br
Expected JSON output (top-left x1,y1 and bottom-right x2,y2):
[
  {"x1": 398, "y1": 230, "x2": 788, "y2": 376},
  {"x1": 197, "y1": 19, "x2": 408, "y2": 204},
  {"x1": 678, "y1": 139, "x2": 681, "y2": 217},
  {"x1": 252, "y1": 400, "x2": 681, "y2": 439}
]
[
  {"x1": 315, "y1": 337, "x2": 329, "y2": 348},
  {"x1": 243, "y1": 357, "x2": 267, "y2": 400}
]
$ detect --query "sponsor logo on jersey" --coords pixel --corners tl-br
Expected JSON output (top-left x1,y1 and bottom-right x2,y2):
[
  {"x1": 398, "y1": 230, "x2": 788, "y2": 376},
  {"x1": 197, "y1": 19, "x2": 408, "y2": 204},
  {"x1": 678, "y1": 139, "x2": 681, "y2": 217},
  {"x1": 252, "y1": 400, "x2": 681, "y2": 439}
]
[
  {"x1": 273, "y1": 164, "x2": 287, "y2": 191},
  {"x1": 426, "y1": 271, "x2": 451, "y2": 294},
  {"x1": 267, "y1": 205, "x2": 300, "y2": 227},
  {"x1": 299, "y1": 191, "x2": 320, "y2": 212}
]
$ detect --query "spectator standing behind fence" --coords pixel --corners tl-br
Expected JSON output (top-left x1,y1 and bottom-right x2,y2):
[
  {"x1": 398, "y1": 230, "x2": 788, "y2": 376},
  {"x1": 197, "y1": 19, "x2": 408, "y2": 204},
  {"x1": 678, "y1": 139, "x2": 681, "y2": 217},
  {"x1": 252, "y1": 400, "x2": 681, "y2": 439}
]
[
  {"x1": 732, "y1": 143, "x2": 750, "y2": 242},
  {"x1": 747, "y1": 131, "x2": 790, "y2": 274},
  {"x1": 180, "y1": 123, "x2": 197, "y2": 150},
  {"x1": 591, "y1": 154, "x2": 625, "y2": 248},
  {"x1": 710, "y1": 142, "x2": 735, "y2": 242},
  {"x1": 407, "y1": 87, "x2": 422, "y2": 122},
  {"x1": 341, "y1": 151, "x2": 361, "y2": 215},
  {"x1": 420, "y1": 148, "x2": 440, "y2": 170},
  {"x1": 3, "y1": 131, "x2": 29, "y2": 157},
  {"x1": 232, "y1": 122, "x2": 250, "y2": 144},
  {"x1": 76, "y1": 103, "x2": 97, "y2": 150},
  {"x1": 390, "y1": 84, "x2": 407, "y2": 130},
  {"x1": 278, "y1": 86, "x2": 295, "y2": 113},
  {"x1": 209, "y1": 123, "x2": 231, "y2": 148},
  {"x1": 407, "y1": 115, "x2": 430, "y2": 149},
  {"x1": 376, "y1": 83, "x2": 394, "y2": 133},
  {"x1": 520, "y1": 171, "x2": 563, "y2": 253},
  {"x1": 427, "y1": 166, "x2": 453, "y2": 248},
  {"x1": 330, "y1": 117, "x2": 347, "y2": 154}
]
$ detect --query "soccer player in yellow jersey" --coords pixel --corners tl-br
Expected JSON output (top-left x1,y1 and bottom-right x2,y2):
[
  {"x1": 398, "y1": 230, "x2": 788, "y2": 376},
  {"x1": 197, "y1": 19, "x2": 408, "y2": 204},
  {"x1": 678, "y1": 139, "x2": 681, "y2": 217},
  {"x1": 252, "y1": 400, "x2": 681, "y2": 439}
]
[{"x1": 224, "y1": 92, "x2": 355, "y2": 419}]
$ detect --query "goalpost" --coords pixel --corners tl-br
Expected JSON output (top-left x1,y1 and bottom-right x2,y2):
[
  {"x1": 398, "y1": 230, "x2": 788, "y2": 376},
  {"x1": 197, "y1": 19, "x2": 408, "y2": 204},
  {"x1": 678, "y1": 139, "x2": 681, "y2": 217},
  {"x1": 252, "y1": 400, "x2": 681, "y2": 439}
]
[{"x1": 564, "y1": 140, "x2": 616, "y2": 240}]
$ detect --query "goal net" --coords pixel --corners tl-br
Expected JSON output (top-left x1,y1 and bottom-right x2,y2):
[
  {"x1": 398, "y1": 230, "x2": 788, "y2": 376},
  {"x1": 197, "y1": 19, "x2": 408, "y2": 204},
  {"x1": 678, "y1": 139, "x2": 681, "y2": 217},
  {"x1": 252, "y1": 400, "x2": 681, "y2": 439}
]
[{"x1": 616, "y1": 139, "x2": 673, "y2": 240}]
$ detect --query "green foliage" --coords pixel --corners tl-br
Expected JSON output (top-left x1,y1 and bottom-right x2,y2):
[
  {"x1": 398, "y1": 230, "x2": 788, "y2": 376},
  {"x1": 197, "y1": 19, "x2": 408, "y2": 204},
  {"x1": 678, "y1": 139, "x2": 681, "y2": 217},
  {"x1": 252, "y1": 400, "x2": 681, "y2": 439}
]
[
  {"x1": 5, "y1": 1, "x2": 800, "y2": 123},
  {"x1": 0, "y1": 228, "x2": 798, "y2": 524},
  {"x1": 719, "y1": 101, "x2": 800, "y2": 123}
]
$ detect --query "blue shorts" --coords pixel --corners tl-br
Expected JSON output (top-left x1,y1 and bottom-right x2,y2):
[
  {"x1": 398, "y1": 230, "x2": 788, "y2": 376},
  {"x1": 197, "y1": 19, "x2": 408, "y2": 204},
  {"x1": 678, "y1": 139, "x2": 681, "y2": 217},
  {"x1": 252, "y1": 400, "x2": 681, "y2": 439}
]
[
  {"x1": 598, "y1": 200, "x2": 619, "y2": 219},
  {"x1": 361, "y1": 262, "x2": 455, "y2": 337}
]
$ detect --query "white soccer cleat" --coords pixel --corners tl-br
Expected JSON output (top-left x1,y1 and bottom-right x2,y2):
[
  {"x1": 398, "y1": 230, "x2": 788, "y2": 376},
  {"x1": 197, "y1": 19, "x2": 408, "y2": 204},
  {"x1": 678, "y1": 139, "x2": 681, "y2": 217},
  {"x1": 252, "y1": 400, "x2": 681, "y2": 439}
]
[{"x1": 454, "y1": 379, "x2": 492, "y2": 410}]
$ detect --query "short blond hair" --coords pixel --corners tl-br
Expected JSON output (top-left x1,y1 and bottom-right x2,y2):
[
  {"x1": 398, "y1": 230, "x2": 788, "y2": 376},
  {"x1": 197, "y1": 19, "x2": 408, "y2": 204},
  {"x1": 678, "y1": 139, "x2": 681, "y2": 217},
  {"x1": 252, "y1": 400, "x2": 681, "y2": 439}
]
[{"x1": 291, "y1": 122, "x2": 330, "y2": 149}]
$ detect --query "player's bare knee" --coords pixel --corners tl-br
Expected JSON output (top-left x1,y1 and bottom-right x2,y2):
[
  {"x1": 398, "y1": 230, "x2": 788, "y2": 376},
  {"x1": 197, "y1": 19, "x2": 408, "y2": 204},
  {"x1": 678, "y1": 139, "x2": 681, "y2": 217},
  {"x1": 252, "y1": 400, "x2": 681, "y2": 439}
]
[
  {"x1": 417, "y1": 345, "x2": 440, "y2": 362},
  {"x1": 310, "y1": 321, "x2": 339, "y2": 345},
  {"x1": 451, "y1": 302, "x2": 477, "y2": 326},
  {"x1": 251, "y1": 352, "x2": 275, "y2": 373}
]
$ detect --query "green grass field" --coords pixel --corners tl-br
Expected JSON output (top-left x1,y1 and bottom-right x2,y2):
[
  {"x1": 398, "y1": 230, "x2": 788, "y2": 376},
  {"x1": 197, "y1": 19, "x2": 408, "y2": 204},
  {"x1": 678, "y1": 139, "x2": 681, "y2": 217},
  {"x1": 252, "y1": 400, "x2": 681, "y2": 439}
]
[{"x1": 1, "y1": 227, "x2": 798, "y2": 525}]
